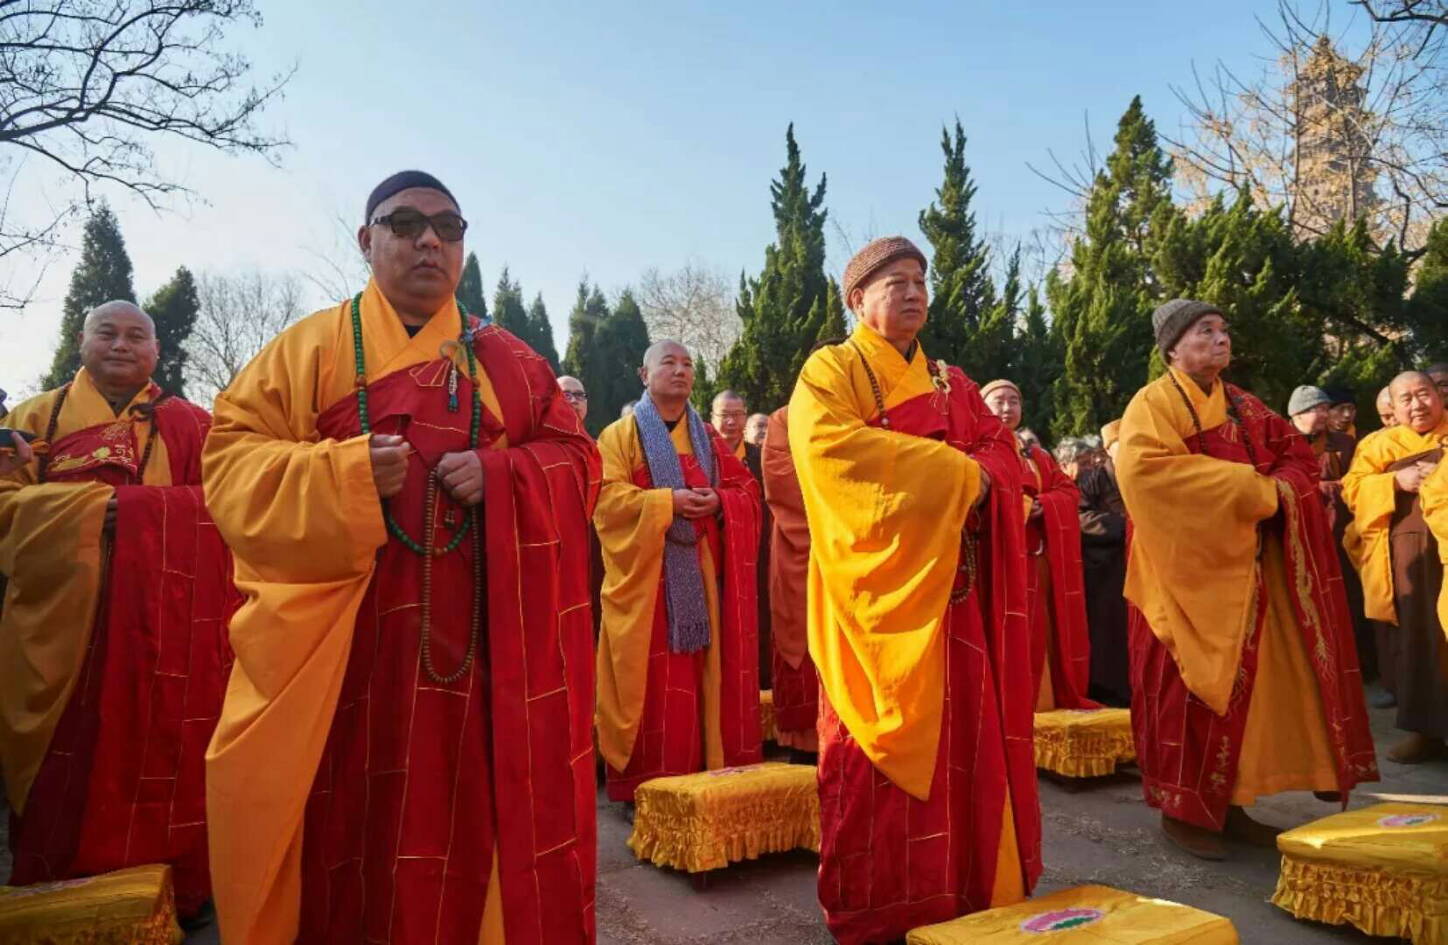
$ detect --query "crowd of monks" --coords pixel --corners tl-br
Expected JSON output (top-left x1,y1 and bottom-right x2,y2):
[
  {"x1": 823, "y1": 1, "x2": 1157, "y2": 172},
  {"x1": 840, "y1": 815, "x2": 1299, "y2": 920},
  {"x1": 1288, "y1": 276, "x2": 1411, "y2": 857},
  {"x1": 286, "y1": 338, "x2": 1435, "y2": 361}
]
[{"x1": 0, "y1": 170, "x2": 1445, "y2": 945}]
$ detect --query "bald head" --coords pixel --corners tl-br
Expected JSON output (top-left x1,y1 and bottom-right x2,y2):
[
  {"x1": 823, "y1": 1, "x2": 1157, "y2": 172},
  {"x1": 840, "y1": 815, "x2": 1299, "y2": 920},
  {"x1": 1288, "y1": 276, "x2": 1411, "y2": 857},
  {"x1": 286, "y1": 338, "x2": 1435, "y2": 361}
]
[
  {"x1": 1388, "y1": 371, "x2": 1444, "y2": 433},
  {"x1": 1376, "y1": 386, "x2": 1396, "y2": 427},
  {"x1": 638, "y1": 339, "x2": 695, "y2": 409},
  {"x1": 711, "y1": 389, "x2": 747, "y2": 448},
  {"x1": 78, "y1": 300, "x2": 159, "y2": 400}
]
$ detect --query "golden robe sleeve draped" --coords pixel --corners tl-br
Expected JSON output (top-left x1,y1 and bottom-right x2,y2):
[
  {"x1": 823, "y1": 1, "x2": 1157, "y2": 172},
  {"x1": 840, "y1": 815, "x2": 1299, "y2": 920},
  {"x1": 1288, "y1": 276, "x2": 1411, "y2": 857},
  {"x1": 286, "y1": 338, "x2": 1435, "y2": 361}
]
[
  {"x1": 0, "y1": 371, "x2": 175, "y2": 812},
  {"x1": 1116, "y1": 370, "x2": 1278, "y2": 715},
  {"x1": 592, "y1": 417, "x2": 676, "y2": 771},
  {"x1": 788, "y1": 339, "x2": 982, "y2": 799},
  {"x1": 1341, "y1": 427, "x2": 1424, "y2": 625},
  {"x1": 1416, "y1": 458, "x2": 1448, "y2": 637}
]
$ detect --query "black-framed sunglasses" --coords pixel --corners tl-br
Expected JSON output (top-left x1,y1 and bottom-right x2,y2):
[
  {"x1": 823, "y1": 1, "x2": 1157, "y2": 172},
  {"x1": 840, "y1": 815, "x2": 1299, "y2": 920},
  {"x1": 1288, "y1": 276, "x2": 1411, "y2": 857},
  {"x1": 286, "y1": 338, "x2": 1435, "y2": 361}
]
[
  {"x1": 370, "y1": 208, "x2": 468, "y2": 242},
  {"x1": 561, "y1": 390, "x2": 589, "y2": 402}
]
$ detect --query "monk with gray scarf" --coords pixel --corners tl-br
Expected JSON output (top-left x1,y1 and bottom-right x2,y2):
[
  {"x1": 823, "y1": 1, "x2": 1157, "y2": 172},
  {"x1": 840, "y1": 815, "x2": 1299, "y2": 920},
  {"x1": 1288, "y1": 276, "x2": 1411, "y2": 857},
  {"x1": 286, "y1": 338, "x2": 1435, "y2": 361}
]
[{"x1": 594, "y1": 340, "x2": 764, "y2": 803}]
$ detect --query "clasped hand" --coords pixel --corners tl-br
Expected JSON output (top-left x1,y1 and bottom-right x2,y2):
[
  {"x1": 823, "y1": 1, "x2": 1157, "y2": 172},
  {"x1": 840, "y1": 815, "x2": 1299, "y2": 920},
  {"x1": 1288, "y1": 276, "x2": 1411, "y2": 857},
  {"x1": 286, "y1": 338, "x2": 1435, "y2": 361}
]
[
  {"x1": 672, "y1": 487, "x2": 720, "y2": 519},
  {"x1": 1394, "y1": 460, "x2": 1438, "y2": 495},
  {"x1": 369, "y1": 434, "x2": 484, "y2": 507}
]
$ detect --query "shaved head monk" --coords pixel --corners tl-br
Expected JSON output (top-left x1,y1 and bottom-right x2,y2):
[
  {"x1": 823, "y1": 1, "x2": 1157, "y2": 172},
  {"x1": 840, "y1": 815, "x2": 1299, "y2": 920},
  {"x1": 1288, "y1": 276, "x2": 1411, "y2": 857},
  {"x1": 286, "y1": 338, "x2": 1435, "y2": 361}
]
[
  {"x1": 789, "y1": 236, "x2": 1039, "y2": 943},
  {"x1": 594, "y1": 341, "x2": 763, "y2": 801},
  {"x1": 1118, "y1": 299, "x2": 1377, "y2": 861},
  {"x1": 1377, "y1": 385, "x2": 1397, "y2": 428},
  {"x1": 202, "y1": 171, "x2": 601, "y2": 945},
  {"x1": 981, "y1": 378, "x2": 1094, "y2": 711},
  {"x1": 1343, "y1": 371, "x2": 1448, "y2": 764},
  {"x1": 0, "y1": 300, "x2": 232, "y2": 923}
]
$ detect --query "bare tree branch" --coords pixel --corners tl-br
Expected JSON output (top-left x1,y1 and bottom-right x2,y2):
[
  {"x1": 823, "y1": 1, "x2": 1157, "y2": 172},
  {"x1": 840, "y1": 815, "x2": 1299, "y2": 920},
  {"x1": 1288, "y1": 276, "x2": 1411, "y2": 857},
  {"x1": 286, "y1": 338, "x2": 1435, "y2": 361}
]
[
  {"x1": 185, "y1": 267, "x2": 305, "y2": 405},
  {"x1": 0, "y1": 0, "x2": 291, "y2": 306},
  {"x1": 635, "y1": 261, "x2": 740, "y2": 367}
]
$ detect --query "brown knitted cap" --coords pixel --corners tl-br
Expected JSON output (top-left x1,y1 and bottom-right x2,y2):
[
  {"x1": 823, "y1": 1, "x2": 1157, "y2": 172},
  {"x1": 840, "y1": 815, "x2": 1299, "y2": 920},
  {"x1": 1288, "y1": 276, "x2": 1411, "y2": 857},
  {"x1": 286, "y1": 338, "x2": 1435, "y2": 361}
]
[{"x1": 843, "y1": 236, "x2": 928, "y2": 305}]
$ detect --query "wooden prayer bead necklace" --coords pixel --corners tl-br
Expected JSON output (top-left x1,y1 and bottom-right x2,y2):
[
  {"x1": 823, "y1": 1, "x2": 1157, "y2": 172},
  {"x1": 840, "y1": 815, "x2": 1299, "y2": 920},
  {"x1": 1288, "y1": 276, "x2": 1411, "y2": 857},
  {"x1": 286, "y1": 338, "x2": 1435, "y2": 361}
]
[
  {"x1": 351, "y1": 293, "x2": 483, "y2": 685},
  {"x1": 849, "y1": 342, "x2": 979, "y2": 602},
  {"x1": 38, "y1": 382, "x2": 164, "y2": 485},
  {"x1": 1165, "y1": 370, "x2": 1261, "y2": 469}
]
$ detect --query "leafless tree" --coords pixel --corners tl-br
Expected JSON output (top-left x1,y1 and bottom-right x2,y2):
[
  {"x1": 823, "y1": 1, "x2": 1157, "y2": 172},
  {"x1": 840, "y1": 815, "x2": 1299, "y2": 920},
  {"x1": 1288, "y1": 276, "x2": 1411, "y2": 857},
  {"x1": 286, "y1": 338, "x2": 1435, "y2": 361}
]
[
  {"x1": 635, "y1": 260, "x2": 740, "y2": 367},
  {"x1": 185, "y1": 268, "x2": 305, "y2": 404},
  {"x1": 1168, "y1": 0, "x2": 1447, "y2": 252},
  {"x1": 0, "y1": 0, "x2": 291, "y2": 305},
  {"x1": 1354, "y1": 0, "x2": 1448, "y2": 29}
]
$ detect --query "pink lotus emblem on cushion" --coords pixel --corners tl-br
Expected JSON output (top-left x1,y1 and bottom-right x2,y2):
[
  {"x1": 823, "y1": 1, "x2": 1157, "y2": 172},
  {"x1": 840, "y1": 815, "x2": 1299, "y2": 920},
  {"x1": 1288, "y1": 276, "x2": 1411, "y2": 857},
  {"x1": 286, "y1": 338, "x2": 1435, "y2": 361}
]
[{"x1": 1020, "y1": 907, "x2": 1105, "y2": 932}]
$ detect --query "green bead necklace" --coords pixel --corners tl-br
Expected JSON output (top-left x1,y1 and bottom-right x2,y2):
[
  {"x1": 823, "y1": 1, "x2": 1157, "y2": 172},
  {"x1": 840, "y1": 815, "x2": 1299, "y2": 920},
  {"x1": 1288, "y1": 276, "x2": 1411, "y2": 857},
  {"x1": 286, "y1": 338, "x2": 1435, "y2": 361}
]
[{"x1": 350, "y1": 292, "x2": 484, "y2": 684}]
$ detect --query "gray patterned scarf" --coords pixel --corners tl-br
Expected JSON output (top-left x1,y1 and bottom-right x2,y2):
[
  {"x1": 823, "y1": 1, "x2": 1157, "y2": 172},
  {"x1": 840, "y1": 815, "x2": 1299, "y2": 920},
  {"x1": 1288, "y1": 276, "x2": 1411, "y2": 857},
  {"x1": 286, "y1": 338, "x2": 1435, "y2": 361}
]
[{"x1": 634, "y1": 393, "x2": 717, "y2": 653}]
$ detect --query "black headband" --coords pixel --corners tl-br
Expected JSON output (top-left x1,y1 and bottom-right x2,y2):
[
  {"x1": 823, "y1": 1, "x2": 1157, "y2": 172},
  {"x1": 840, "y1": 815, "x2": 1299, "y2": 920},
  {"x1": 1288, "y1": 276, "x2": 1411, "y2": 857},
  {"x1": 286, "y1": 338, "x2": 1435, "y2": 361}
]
[{"x1": 364, "y1": 170, "x2": 458, "y2": 222}]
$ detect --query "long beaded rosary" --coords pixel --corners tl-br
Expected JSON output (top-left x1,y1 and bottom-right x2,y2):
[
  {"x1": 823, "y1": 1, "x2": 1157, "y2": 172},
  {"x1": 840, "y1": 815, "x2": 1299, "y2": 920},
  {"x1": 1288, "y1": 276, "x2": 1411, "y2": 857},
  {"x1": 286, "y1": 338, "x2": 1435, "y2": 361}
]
[
  {"x1": 350, "y1": 293, "x2": 483, "y2": 685},
  {"x1": 850, "y1": 341, "x2": 979, "y2": 601},
  {"x1": 1165, "y1": 370, "x2": 1261, "y2": 469}
]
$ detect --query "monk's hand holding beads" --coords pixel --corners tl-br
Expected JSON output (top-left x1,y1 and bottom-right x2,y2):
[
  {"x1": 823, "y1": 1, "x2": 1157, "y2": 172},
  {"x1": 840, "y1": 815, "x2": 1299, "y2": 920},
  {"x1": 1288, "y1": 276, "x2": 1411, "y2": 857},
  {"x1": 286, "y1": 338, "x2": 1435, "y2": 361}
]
[
  {"x1": 369, "y1": 434, "x2": 411, "y2": 499},
  {"x1": 436, "y1": 450, "x2": 484, "y2": 507}
]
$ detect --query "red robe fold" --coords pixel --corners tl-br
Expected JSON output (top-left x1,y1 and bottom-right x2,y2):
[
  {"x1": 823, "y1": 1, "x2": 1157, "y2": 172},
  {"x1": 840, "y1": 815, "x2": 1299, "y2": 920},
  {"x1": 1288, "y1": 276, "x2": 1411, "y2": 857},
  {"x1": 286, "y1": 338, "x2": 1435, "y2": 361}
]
[
  {"x1": 816, "y1": 372, "x2": 1040, "y2": 945},
  {"x1": 1021, "y1": 444, "x2": 1095, "y2": 710},
  {"x1": 762, "y1": 406, "x2": 819, "y2": 745},
  {"x1": 296, "y1": 334, "x2": 599, "y2": 945},
  {"x1": 604, "y1": 430, "x2": 763, "y2": 801},
  {"x1": 9, "y1": 397, "x2": 234, "y2": 916},
  {"x1": 1128, "y1": 386, "x2": 1378, "y2": 831}
]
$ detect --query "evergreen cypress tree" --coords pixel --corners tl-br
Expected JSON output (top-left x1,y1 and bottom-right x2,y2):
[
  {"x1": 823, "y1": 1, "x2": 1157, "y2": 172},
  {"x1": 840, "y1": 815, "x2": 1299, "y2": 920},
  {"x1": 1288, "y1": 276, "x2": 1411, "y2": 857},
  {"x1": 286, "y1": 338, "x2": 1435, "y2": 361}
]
[
  {"x1": 590, "y1": 289, "x2": 651, "y2": 434},
  {"x1": 526, "y1": 293, "x2": 561, "y2": 374},
  {"x1": 562, "y1": 280, "x2": 613, "y2": 428},
  {"x1": 717, "y1": 124, "x2": 833, "y2": 411},
  {"x1": 918, "y1": 120, "x2": 1000, "y2": 376},
  {"x1": 1047, "y1": 96, "x2": 1176, "y2": 438},
  {"x1": 457, "y1": 251, "x2": 488, "y2": 320},
  {"x1": 1406, "y1": 217, "x2": 1448, "y2": 360},
  {"x1": 145, "y1": 266, "x2": 200, "y2": 397},
  {"x1": 815, "y1": 278, "x2": 848, "y2": 346},
  {"x1": 492, "y1": 267, "x2": 529, "y2": 341},
  {"x1": 1014, "y1": 284, "x2": 1063, "y2": 433},
  {"x1": 44, "y1": 203, "x2": 136, "y2": 389}
]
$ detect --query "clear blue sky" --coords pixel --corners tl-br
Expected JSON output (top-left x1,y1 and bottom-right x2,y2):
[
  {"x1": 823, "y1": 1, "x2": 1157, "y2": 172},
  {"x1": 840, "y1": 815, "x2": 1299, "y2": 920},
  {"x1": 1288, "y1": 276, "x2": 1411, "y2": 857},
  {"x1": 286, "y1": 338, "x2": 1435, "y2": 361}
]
[{"x1": 0, "y1": 0, "x2": 1375, "y2": 397}]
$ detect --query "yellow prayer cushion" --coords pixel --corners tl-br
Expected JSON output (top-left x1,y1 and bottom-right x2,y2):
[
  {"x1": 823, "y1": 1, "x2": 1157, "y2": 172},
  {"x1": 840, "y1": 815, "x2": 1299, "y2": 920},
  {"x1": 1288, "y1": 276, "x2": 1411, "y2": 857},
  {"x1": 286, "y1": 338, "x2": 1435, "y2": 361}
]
[
  {"x1": 906, "y1": 884, "x2": 1238, "y2": 944},
  {"x1": 0, "y1": 864, "x2": 182, "y2": 945},
  {"x1": 1272, "y1": 802, "x2": 1448, "y2": 945},
  {"x1": 1033, "y1": 708, "x2": 1136, "y2": 778},
  {"x1": 760, "y1": 688, "x2": 777, "y2": 742},
  {"x1": 628, "y1": 761, "x2": 819, "y2": 873}
]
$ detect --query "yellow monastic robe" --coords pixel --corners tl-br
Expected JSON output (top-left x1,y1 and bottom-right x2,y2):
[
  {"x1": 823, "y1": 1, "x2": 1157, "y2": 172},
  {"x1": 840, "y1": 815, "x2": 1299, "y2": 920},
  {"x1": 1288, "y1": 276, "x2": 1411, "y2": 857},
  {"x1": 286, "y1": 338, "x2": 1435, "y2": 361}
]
[
  {"x1": 1342, "y1": 418, "x2": 1448, "y2": 626},
  {"x1": 0, "y1": 368, "x2": 172, "y2": 811},
  {"x1": 1421, "y1": 463, "x2": 1448, "y2": 634},
  {"x1": 788, "y1": 324, "x2": 982, "y2": 799},
  {"x1": 201, "y1": 281, "x2": 508, "y2": 945},
  {"x1": 1118, "y1": 368, "x2": 1278, "y2": 715},
  {"x1": 593, "y1": 418, "x2": 727, "y2": 772},
  {"x1": 1118, "y1": 368, "x2": 1336, "y2": 802}
]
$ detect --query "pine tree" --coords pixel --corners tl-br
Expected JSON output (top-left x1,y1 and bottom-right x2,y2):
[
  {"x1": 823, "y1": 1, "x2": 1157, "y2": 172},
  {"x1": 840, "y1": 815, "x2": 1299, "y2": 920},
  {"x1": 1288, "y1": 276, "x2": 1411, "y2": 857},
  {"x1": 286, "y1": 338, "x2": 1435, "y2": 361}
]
[
  {"x1": 717, "y1": 124, "x2": 833, "y2": 411},
  {"x1": 590, "y1": 290, "x2": 651, "y2": 434},
  {"x1": 562, "y1": 279, "x2": 610, "y2": 379},
  {"x1": 527, "y1": 293, "x2": 561, "y2": 374},
  {"x1": 1047, "y1": 97, "x2": 1176, "y2": 438},
  {"x1": 44, "y1": 204, "x2": 136, "y2": 389},
  {"x1": 145, "y1": 267, "x2": 200, "y2": 397},
  {"x1": 492, "y1": 267, "x2": 529, "y2": 341},
  {"x1": 457, "y1": 252, "x2": 488, "y2": 320},
  {"x1": 815, "y1": 278, "x2": 848, "y2": 346},
  {"x1": 918, "y1": 120, "x2": 1000, "y2": 377}
]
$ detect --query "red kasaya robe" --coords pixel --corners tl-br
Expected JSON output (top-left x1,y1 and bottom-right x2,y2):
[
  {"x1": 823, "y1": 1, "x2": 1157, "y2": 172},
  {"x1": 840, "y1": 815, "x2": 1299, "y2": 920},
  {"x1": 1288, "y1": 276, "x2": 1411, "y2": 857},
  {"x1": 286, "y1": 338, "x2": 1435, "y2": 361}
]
[
  {"x1": 1, "y1": 377, "x2": 233, "y2": 916},
  {"x1": 595, "y1": 417, "x2": 763, "y2": 802},
  {"x1": 791, "y1": 328, "x2": 1039, "y2": 945},
  {"x1": 203, "y1": 284, "x2": 600, "y2": 945},
  {"x1": 1123, "y1": 377, "x2": 1378, "y2": 831},
  {"x1": 762, "y1": 406, "x2": 819, "y2": 751},
  {"x1": 1020, "y1": 443, "x2": 1094, "y2": 710}
]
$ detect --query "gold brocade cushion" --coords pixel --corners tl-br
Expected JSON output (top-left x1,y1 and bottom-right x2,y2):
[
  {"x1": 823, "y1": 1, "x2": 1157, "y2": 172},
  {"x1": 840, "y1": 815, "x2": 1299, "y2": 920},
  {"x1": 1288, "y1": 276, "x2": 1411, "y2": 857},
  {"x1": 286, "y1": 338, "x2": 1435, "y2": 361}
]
[
  {"x1": 906, "y1": 884, "x2": 1238, "y2": 944},
  {"x1": 628, "y1": 762, "x2": 819, "y2": 873},
  {"x1": 1271, "y1": 802, "x2": 1448, "y2": 945},
  {"x1": 760, "y1": 689, "x2": 777, "y2": 742},
  {"x1": 0, "y1": 864, "x2": 182, "y2": 945},
  {"x1": 1033, "y1": 708, "x2": 1136, "y2": 778}
]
